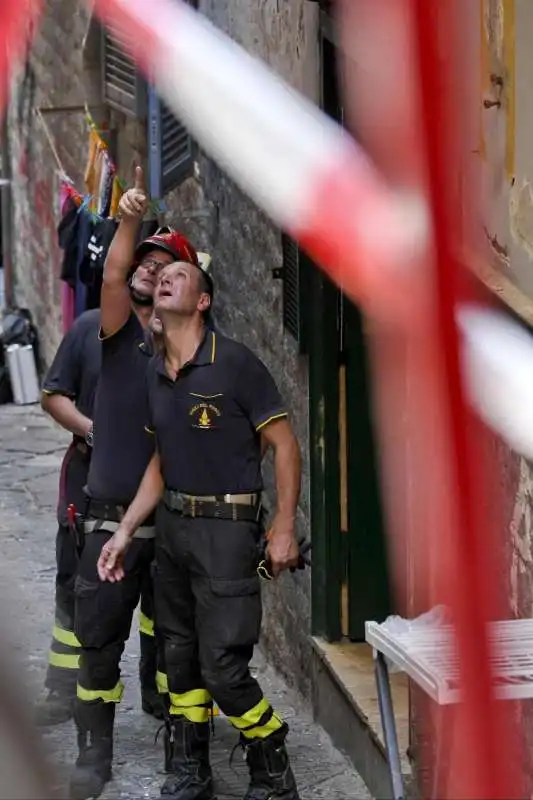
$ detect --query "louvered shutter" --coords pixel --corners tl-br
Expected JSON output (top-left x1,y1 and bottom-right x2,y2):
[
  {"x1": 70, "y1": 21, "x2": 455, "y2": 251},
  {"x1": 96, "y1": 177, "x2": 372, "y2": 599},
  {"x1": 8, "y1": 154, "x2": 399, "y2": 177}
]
[
  {"x1": 281, "y1": 234, "x2": 308, "y2": 353},
  {"x1": 148, "y1": 88, "x2": 194, "y2": 198},
  {"x1": 160, "y1": 102, "x2": 194, "y2": 193},
  {"x1": 102, "y1": 24, "x2": 146, "y2": 117}
]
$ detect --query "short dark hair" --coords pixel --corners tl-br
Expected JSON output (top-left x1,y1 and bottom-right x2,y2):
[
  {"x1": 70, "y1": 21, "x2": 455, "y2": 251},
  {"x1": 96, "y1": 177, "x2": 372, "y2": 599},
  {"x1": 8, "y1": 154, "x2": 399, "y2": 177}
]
[
  {"x1": 197, "y1": 270, "x2": 211, "y2": 297},
  {"x1": 195, "y1": 269, "x2": 213, "y2": 322}
]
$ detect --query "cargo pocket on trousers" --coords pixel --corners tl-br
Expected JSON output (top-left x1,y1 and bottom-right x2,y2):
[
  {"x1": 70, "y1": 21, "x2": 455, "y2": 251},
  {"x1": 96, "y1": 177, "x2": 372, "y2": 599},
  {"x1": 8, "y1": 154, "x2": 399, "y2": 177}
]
[
  {"x1": 74, "y1": 576, "x2": 104, "y2": 648},
  {"x1": 209, "y1": 576, "x2": 262, "y2": 649},
  {"x1": 74, "y1": 575, "x2": 137, "y2": 649}
]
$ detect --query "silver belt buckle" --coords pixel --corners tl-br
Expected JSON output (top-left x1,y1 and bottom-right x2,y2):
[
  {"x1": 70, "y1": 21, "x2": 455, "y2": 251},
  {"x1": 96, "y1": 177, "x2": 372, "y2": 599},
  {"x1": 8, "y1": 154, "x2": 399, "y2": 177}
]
[{"x1": 174, "y1": 493, "x2": 185, "y2": 512}]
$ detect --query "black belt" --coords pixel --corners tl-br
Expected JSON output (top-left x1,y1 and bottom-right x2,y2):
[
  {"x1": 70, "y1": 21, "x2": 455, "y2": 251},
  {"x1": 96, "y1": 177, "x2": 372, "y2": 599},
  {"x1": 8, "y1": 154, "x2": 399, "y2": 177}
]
[
  {"x1": 73, "y1": 439, "x2": 91, "y2": 458},
  {"x1": 86, "y1": 498, "x2": 155, "y2": 527},
  {"x1": 163, "y1": 489, "x2": 261, "y2": 522}
]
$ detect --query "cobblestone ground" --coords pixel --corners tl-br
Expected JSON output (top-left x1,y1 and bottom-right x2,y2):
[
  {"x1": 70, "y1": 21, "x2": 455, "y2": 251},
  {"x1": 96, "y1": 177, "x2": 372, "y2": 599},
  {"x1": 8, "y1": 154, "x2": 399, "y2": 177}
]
[{"x1": 0, "y1": 404, "x2": 371, "y2": 799}]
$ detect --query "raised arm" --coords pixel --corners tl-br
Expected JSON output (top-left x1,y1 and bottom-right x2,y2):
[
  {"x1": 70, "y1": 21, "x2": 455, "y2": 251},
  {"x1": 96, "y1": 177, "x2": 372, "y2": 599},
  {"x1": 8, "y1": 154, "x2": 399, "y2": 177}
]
[{"x1": 100, "y1": 166, "x2": 148, "y2": 337}]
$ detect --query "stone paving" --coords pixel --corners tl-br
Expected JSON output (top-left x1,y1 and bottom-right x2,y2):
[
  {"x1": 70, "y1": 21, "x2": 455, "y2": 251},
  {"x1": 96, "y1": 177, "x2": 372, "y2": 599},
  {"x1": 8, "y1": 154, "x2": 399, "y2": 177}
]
[{"x1": 0, "y1": 403, "x2": 372, "y2": 799}]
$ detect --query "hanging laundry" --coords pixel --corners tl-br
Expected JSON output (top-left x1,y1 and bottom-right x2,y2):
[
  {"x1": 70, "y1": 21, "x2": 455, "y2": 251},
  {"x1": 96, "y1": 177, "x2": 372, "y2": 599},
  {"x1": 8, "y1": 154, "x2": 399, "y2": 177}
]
[
  {"x1": 97, "y1": 149, "x2": 115, "y2": 217},
  {"x1": 57, "y1": 195, "x2": 81, "y2": 288},
  {"x1": 109, "y1": 175, "x2": 124, "y2": 217},
  {"x1": 84, "y1": 128, "x2": 108, "y2": 213},
  {"x1": 59, "y1": 180, "x2": 76, "y2": 332},
  {"x1": 74, "y1": 200, "x2": 96, "y2": 317},
  {"x1": 57, "y1": 196, "x2": 98, "y2": 318},
  {"x1": 83, "y1": 128, "x2": 100, "y2": 197},
  {"x1": 58, "y1": 117, "x2": 161, "y2": 318},
  {"x1": 79, "y1": 216, "x2": 119, "y2": 309}
]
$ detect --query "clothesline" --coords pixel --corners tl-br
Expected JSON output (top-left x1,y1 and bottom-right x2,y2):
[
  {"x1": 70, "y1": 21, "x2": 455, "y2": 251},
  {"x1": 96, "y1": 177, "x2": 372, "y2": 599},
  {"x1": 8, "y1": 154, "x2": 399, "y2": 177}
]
[
  {"x1": 37, "y1": 103, "x2": 164, "y2": 220},
  {"x1": 34, "y1": 107, "x2": 66, "y2": 176}
]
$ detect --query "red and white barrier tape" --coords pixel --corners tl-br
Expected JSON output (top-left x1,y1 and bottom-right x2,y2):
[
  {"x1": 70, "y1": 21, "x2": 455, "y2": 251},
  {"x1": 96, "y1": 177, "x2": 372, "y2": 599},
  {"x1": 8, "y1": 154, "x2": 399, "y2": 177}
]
[
  {"x1": 90, "y1": 0, "x2": 533, "y2": 466},
  {"x1": 92, "y1": 0, "x2": 429, "y2": 323}
]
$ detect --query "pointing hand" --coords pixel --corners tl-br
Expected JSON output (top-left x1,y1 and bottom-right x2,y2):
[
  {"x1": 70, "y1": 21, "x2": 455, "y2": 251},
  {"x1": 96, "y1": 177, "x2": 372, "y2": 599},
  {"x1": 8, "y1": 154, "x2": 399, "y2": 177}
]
[{"x1": 118, "y1": 166, "x2": 148, "y2": 219}]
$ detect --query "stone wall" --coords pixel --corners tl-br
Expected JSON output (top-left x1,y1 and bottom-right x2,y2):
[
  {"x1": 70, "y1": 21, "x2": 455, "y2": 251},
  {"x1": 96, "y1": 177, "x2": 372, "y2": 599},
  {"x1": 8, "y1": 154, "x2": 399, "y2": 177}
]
[
  {"x1": 7, "y1": 0, "x2": 320, "y2": 697},
  {"x1": 7, "y1": 0, "x2": 95, "y2": 369},
  {"x1": 156, "y1": 0, "x2": 320, "y2": 699}
]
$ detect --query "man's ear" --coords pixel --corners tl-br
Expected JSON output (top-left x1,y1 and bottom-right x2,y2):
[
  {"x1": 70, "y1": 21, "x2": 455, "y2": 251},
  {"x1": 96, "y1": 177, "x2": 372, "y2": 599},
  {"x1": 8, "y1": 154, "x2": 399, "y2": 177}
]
[{"x1": 198, "y1": 293, "x2": 211, "y2": 313}]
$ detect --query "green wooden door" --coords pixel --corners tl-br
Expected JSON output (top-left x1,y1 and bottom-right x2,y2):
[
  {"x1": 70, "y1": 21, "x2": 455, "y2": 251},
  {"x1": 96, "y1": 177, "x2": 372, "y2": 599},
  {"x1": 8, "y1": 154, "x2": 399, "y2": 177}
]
[
  {"x1": 309, "y1": 274, "x2": 391, "y2": 641},
  {"x1": 342, "y1": 297, "x2": 391, "y2": 639},
  {"x1": 310, "y1": 13, "x2": 391, "y2": 642}
]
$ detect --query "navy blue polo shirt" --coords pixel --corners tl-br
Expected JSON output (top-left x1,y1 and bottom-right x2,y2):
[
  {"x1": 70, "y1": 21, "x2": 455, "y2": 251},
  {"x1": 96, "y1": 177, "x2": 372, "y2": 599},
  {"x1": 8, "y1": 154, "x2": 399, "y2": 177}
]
[
  {"x1": 42, "y1": 308, "x2": 101, "y2": 418},
  {"x1": 87, "y1": 312, "x2": 155, "y2": 505},
  {"x1": 42, "y1": 309, "x2": 101, "y2": 522},
  {"x1": 146, "y1": 329, "x2": 287, "y2": 495}
]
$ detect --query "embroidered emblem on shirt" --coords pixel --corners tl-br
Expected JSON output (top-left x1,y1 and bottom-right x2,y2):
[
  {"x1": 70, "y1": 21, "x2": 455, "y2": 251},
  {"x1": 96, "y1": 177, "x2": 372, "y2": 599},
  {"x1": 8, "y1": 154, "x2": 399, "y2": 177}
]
[{"x1": 189, "y1": 402, "x2": 221, "y2": 430}]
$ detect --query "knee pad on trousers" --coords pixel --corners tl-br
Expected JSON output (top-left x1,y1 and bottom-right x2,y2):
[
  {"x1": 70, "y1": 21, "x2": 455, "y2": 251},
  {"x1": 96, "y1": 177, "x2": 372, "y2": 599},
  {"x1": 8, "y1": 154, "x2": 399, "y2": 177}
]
[
  {"x1": 165, "y1": 641, "x2": 202, "y2": 689},
  {"x1": 77, "y1": 642, "x2": 124, "y2": 695}
]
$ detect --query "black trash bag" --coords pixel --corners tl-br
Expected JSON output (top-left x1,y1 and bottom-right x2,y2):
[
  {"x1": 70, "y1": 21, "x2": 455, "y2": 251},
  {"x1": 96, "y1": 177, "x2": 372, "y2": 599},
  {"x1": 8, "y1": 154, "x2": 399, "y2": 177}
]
[{"x1": 0, "y1": 308, "x2": 41, "y2": 388}]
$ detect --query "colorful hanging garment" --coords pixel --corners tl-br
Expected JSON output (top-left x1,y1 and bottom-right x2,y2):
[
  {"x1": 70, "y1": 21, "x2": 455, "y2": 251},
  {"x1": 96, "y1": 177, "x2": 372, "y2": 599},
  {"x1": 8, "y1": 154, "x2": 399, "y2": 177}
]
[{"x1": 109, "y1": 176, "x2": 124, "y2": 217}]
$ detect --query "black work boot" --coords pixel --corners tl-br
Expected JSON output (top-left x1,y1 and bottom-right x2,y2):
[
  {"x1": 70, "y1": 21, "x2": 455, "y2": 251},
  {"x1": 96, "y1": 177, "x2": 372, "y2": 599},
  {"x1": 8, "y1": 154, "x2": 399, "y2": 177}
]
[
  {"x1": 35, "y1": 688, "x2": 74, "y2": 726},
  {"x1": 69, "y1": 700, "x2": 115, "y2": 800},
  {"x1": 140, "y1": 632, "x2": 167, "y2": 720},
  {"x1": 160, "y1": 716, "x2": 213, "y2": 799},
  {"x1": 142, "y1": 686, "x2": 168, "y2": 720},
  {"x1": 242, "y1": 723, "x2": 300, "y2": 800}
]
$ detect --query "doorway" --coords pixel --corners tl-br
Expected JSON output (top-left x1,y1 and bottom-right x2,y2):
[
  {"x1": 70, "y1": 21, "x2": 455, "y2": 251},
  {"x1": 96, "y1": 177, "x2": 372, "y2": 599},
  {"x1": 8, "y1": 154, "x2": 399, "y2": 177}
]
[{"x1": 309, "y1": 16, "x2": 391, "y2": 643}]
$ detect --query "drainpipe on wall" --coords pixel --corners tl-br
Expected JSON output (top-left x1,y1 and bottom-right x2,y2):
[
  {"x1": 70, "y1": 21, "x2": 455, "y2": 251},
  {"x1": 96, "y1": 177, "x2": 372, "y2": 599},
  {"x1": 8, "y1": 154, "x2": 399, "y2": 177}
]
[{"x1": 0, "y1": 107, "x2": 14, "y2": 310}]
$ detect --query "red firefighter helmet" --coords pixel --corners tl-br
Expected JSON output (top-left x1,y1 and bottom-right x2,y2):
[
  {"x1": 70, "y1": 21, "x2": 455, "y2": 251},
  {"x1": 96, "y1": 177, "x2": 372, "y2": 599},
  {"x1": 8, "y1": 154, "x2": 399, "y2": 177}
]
[
  {"x1": 134, "y1": 226, "x2": 213, "y2": 297},
  {"x1": 134, "y1": 227, "x2": 200, "y2": 267}
]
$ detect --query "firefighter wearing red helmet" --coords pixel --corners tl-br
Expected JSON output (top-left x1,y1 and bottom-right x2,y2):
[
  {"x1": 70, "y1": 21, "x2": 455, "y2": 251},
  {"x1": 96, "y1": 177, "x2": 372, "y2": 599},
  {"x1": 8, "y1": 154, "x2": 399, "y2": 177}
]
[
  {"x1": 96, "y1": 196, "x2": 302, "y2": 797},
  {"x1": 68, "y1": 167, "x2": 208, "y2": 800}
]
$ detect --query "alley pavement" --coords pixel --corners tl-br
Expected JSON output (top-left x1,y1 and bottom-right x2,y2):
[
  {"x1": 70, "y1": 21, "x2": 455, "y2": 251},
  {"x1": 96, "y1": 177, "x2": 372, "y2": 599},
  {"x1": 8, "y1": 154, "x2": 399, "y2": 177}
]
[{"x1": 0, "y1": 403, "x2": 371, "y2": 799}]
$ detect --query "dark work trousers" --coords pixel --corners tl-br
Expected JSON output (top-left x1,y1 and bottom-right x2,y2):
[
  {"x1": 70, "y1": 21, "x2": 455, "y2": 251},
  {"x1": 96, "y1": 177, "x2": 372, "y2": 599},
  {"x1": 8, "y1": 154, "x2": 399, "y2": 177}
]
[
  {"x1": 154, "y1": 503, "x2": 284, "y2": 739},
  {"x1": 74, "y1": 529, "x2": 162, "y2": 706},
  {"x1": 45, "y1": 444, "x2": 90, "y2": 695}
]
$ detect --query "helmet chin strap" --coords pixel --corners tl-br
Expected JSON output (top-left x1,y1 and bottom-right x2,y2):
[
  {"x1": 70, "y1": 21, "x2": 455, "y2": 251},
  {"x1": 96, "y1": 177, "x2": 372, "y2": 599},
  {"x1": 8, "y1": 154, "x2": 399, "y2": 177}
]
[{"x1": 129, "y1": 282, "x2": 154, "y2": 308}]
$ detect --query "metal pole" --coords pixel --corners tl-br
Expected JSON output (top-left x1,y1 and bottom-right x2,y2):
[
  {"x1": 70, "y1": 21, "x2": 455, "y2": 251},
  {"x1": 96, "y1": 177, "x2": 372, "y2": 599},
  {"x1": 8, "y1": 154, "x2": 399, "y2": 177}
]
[{"x1": 375, "y1": 651, "x2": 405, "y2": 800}]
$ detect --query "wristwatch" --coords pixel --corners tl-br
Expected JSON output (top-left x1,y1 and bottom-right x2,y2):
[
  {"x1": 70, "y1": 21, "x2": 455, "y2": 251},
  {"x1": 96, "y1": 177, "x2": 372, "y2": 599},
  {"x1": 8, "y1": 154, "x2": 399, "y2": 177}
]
[{"x1": 85, "y1": 425, "x2": 94, "y2": 448}]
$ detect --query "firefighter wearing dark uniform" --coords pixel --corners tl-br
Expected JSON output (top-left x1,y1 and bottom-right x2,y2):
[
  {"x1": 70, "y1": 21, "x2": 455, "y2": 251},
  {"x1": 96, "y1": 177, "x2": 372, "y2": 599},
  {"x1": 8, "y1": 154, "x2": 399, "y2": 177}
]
[
  {"x1": 69, "y1": 166, "x2": 205, "y2": 800},
  {"x1": 98, "y1": 254, "x2": 302, "y2": 800},
  {"x1": 37, "y1": 310, "x2": 163, "y2": 730},
  {"x1": 37, "y1": 309, "x2": 100, "y2": 725}
]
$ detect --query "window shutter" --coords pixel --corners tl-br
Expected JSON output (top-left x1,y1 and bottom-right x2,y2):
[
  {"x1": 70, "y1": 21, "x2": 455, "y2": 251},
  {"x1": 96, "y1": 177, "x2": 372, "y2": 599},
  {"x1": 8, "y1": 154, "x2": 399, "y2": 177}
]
[
  {"x1": 281, "y1": 234, "x2": 308, "y2": 353},
  {"x1": 160, "y1": 101, "x2": 194, "y2": 194},
  {"x1": 148, "y1": 88, "x2": 194, "y2": 198},
  {"x1": 101, "y1": 24, "x2": 146, "y2": 117}
]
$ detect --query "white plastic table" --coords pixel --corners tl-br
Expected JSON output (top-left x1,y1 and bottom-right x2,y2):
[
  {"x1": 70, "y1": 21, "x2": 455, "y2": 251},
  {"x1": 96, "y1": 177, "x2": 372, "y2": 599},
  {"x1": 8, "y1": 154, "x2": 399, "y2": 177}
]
[{"x1": 365, "y1": 618, "x2": 533, "y2": 799}]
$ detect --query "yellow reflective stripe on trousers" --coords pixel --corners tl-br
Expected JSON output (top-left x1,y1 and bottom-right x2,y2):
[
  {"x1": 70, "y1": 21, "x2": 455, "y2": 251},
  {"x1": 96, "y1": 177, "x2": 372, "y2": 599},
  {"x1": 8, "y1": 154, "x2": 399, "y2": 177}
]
[
  {"x1": 228, "y1": 697, "x2": 284, "y2": 739},
  {"x1": 169, "y1": 688, "x2": 212, "y2": 723},
  {"x1": 169, "y1": 688, "x2": 211, "y2": 708},
  {"x1": 77, "y1": 681, "x2": 124, "y2": 703},
  {"x1": 48, "y1": 650, "x2": 79, "y2": 669},
  {"x1": 138, "y1": 611, "x2": 155, "y2": 637},
  {"x1": 169, "y1": 704, "x2": 210, "y2": 723},
  {"x1": 52, "y1": 623, "x2": 81, "y2": 648},
  {"x1": 239, "y1": 712, "x2": 283, "y2": 739},
  {"x1": 156, "y1": 670, "x2": 169, "y2": 694}
]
